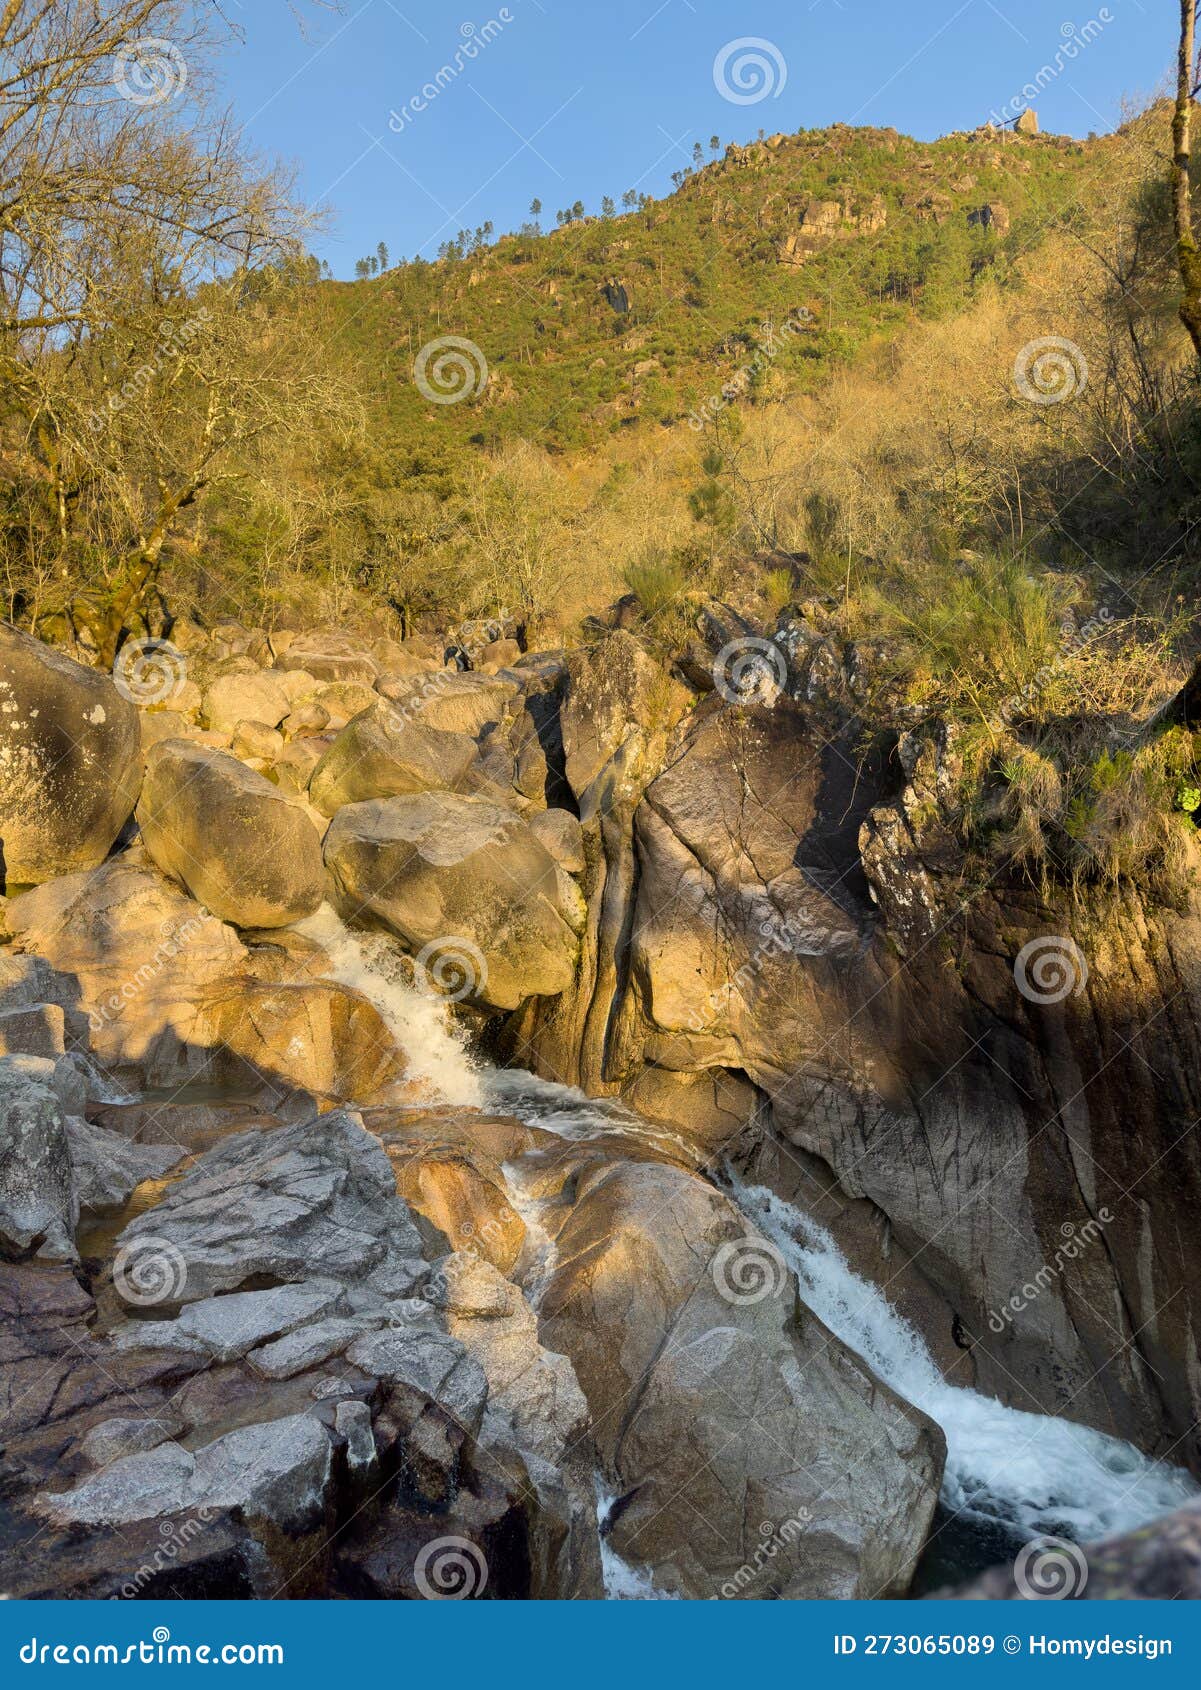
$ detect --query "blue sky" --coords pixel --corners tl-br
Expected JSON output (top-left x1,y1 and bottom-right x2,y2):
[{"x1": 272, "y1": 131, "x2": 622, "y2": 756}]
[{"x1": 219, "y1": 0, "x2": 1169, "y2": 276}]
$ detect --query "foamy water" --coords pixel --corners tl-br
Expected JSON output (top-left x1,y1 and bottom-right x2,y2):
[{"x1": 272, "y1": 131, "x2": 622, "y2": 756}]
[
  {"x1": 731, "y1": 1178, "x2": 1199, "y2": 1545},
  {"x1": 295, "y1": 905, "x2": 483, "y2": 1107}
]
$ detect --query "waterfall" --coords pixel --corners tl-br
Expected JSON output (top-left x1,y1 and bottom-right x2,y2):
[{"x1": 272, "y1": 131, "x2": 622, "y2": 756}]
[
  {"x1": 730, "y1": 1177, "x2": 1200, "y2": 1546},
  {"x1": 296, "y1": 909, "x2": 1198, "y2": 1568},
  {"x1": 294, "y1": 905, "x2": 483, "y2": 1107}
]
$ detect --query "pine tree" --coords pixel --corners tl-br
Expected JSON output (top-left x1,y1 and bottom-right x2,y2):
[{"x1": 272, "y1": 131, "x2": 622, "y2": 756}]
[
  {"x1": 601, "y1": 195, "x2": 615, "y2": 217},
  {"x1": 377, "y1": 241, "x2": 389, "y2": 270}
]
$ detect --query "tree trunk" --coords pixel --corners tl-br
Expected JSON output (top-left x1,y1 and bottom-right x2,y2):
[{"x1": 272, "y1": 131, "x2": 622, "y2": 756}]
[{"x1": 1173, "y1": 1, "x2": 1201, "y2": 359}]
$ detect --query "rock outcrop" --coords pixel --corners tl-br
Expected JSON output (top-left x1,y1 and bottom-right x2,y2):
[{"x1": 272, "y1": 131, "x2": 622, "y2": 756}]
[
  {"x1": 0, "y1": 1106, "x2": 605, "y2": 1600},
  {"x1": 309, "y1": 701, "x2": 479, "y2": 816}
]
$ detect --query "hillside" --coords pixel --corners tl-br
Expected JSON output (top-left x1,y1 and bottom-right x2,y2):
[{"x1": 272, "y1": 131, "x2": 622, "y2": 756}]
[
  {"x1": 320, "y1": 119, "x2": 1107, "y2": 461},
  {"x1": 242, "y1": 109, "x2": 1190, "y2": 647}
]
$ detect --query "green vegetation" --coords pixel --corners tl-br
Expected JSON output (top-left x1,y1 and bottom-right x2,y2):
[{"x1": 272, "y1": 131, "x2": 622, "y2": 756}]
[{"x1": 4, "y1": 0, "x2": 1201, "y2": 898}]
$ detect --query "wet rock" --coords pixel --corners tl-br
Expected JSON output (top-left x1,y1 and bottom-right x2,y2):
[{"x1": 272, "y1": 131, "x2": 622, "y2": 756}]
[
  {"x1": 944, "y1": 1497, "x2": 1201, "y2": 1599},
  {"x1": 65, "y1": 1116, "x2": 183, "y2": 1214},
  {"x1": 137, "y1": 741, "x2": 325, "y2": 929},
  {"x1": 0, "y1": 625, "x2": 142, "y2": 885},
  {"x1": 348, "y1": 1326, "x2": 489, "y2": 1507},
  {"x1": 385, "y1": 1136, "x2": 526, "y2": 1272}
]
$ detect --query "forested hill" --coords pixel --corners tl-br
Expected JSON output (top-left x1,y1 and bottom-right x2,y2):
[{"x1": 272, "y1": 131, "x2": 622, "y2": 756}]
[{"x1": 318, "y1": 118, "x2": 1111, "y2": 463}]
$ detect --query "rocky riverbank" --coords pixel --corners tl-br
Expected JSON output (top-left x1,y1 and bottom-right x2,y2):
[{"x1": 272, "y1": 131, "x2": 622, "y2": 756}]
[{"x1": 1, "y1": 609, "x2": 1198, "y2": 1599}]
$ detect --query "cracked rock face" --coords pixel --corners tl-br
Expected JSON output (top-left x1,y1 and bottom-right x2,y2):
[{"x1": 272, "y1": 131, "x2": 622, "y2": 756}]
[
  {"x1": 0, "y1": 1058, "x2": 77, "y2": 1258},
  {"x1": 1, "y1": 1105, "x2": 608, "y2": 1600},
  {"x1": 110, "y1": 1109, "x2": 427, "y2": 1305}
]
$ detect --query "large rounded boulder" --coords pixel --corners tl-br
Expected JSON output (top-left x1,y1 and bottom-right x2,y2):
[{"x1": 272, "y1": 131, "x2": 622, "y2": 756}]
[
  {"x1": 324, "y1": 792, "x2": 577, "y2": 1010},
  {"x1": 308, "y1": 700, "x2": 478, "y2": 817},
  {"x1": 0, "y1": 626, "x2": 141, "y2": 886},
  {"x1": 540, "y1": 1159, "x2": 944, "y2": 1599},
  {"x1": 136, "y1": 741, "x2": 324, "y2": 928}
]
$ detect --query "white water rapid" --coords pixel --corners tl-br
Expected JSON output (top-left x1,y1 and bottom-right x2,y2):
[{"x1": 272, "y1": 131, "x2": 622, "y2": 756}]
[
  {"x1": 294, "y1": 905, "x2": 483, "y2": 1107},
  {"x1": 731, "y1": 1178, "x2": 1199, "y2": 1546}
]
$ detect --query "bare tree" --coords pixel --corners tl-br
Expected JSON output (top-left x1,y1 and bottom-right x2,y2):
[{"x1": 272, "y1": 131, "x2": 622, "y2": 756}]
[
  {"x1": 1173, "y1": 0, "x2": 1201, "y2": 359},
  {"x1": 0, "y1": 1, "x2": 356, "y2": 660}
]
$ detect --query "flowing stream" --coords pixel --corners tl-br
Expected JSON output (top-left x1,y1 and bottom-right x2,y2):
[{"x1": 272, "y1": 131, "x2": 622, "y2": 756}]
[
  {"x1": 729, "y1": 1179, "x2": 1199, "y2": 1567},
  {"x1": 303, "y1": 909, "x2": 1199, "y2": 1590}
]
